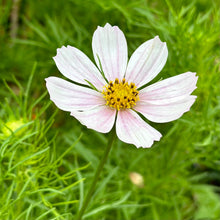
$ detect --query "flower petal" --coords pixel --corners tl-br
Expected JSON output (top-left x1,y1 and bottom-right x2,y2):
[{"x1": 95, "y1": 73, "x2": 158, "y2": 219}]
[
  {"x1": 71, "y1": 106, "x2": 116, "y2": 133},
  {"x1": 92, "y1": 23, "x2": 128, "y2": 81},
  {"x1": 116, "y1": 109, "x2": 162, "y2": 148},
  {"x1": 134, "y1": 72, "x2": 198, "y2": 123},
  {"x1": 134, "y1": 96, "x2": 196, "y2": 123},
  {"x1": 126, "y1": 36, "x2": 168, "y2": 88},
  {"x1": 139, "y1": 72, "x2": 198, "y2": 103},
  {"x1": 46, "y1": 77, "x2": 105, "y2": 111},
  {"x1": 53, "y1": 45, "x2": 106, "y2": 90}
]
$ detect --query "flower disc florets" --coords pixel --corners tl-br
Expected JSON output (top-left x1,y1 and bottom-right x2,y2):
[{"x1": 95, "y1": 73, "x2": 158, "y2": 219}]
[{"x1": 102, "y1": 78, "x2": 139, "y2": 110}]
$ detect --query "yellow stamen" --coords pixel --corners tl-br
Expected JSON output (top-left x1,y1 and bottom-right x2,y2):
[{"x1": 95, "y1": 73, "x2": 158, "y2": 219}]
[{"x1": 102, "y1": 78, "x2": 139, "y2": 110}]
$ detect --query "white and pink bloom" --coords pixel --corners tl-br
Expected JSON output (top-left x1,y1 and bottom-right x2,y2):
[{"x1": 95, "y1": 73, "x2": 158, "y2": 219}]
[{"x1": 46, "y1": 23, "x2": 198, "y2": 148}]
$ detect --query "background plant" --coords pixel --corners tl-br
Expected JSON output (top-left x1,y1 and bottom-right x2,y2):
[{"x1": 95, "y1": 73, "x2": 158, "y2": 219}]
[{"x1": 0, "y1": 0, "x2": 220, "y2": 219}]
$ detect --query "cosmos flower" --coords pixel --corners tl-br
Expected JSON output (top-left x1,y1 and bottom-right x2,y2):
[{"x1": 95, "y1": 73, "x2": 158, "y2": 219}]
[
  {"x1": 46, "y1": 23, "x2": 198, "y2": 148},
  {"x1": 129, "y1": 172, "x2": 144, "y2": 188}
]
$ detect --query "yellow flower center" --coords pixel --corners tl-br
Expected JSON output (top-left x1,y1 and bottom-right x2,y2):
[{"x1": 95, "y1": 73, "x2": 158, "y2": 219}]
[{"x1": 102, "y1": 78, "x2": 139, "y2": 110}]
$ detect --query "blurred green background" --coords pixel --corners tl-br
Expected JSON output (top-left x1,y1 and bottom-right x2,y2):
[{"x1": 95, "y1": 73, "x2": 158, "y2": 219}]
[{"x1": 0, "y1": 0, "x2": 220, "y2": 219}]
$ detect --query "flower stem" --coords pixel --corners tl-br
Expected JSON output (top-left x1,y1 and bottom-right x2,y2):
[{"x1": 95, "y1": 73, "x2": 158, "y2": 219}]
[{"x1": 77, "y1": 130, "x2": 116, "y2": 220}]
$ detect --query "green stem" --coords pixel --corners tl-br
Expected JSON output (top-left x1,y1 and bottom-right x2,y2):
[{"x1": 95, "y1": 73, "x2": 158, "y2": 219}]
[{"x1": 77, "y1": 130, "x2": 116, "y2": 220}]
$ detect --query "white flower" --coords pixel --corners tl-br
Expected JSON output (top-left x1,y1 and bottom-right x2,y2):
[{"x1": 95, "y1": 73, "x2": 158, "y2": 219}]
[
  {"x1": 129, "y1": 172, "x2": 144, "y2": 188},
  {"x1": 46, "y1": 23, "x2": 198, "y2": 148}
]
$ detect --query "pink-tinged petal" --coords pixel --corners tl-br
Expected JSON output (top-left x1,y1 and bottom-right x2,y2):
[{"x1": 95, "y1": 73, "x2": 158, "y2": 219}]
[
  {"x1": 53, "y1": 45, "x2": 106, "y2": 90},
  {"x1": 92, "y1": 23, "x2": 128, "y2": 81},
  {"x1": 126, "y1": 36, "x2": 168, "y2": 88},
  {"x1": 134, "y1": 96, "x2": 196, "y2": 123},
  {"x1": 71, "y1": 106, "x2": 116, "y2": 133},
  {"x1": 134, "y1": 72, "x2": 198, "y2": 123},
  {"x1": 116, "y1": 109, "x2": 162, "y2": 148},
  {"x1": 139, "y1": 72, "x2": 198, "y2": 104},
  {"x1": 45, "y1": 77, "x2": 105, "y2": 111}
]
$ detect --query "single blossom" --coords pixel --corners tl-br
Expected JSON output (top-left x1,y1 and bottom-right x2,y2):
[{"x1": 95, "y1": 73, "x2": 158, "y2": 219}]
[{"x1": 46, "y1": 23, "x2": 198, "y2": 148}]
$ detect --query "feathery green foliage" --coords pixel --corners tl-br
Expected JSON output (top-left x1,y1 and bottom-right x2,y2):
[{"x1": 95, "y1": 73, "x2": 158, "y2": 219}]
[{"x1": 0, "y1": 0, "x2": 220, "y2": 219}]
